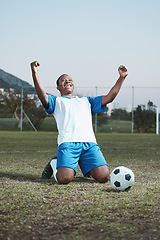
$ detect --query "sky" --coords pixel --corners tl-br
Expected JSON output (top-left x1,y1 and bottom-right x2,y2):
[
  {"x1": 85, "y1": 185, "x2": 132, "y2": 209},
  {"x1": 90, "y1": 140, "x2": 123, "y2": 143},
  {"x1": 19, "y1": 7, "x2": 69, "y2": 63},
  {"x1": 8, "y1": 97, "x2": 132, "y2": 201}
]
[{"x1": 0, "y1": 0, "x2": 160, "y2": 107}]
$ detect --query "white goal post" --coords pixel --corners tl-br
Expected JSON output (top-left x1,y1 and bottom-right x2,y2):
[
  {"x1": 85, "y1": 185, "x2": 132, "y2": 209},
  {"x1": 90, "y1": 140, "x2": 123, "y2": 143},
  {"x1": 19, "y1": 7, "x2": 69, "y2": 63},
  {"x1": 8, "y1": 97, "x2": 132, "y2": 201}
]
[{"x1": 156, "y1": 108, "x2": 160, "y2": 135}]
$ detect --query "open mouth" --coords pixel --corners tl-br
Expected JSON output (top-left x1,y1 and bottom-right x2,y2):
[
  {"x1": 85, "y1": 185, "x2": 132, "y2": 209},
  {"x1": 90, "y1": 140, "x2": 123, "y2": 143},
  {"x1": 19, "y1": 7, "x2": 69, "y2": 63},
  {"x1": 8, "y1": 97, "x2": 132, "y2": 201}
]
[{"x1": 64, "y1": 84, "x2": 73, "y2": 88}]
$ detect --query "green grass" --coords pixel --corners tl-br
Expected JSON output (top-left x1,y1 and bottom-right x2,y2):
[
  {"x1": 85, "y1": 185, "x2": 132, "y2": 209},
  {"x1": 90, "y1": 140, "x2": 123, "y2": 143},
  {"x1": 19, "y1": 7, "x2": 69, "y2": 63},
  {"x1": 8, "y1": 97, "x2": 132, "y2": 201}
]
[
  {"x1": 0, "y1": 118, "x2": 18, "y2": 129},
  {"x1": 0, "y1": 117, "x2": 57, "y2": 131},
  {"x1": 98, "y1": 120, "x2": 132, "y2": 133},
  {"x1": 0, "y1": 132, "x2": 160, "y2": 240},
  {"x1": 39, "y1": 117, "x2": 57, "y2": 131}
]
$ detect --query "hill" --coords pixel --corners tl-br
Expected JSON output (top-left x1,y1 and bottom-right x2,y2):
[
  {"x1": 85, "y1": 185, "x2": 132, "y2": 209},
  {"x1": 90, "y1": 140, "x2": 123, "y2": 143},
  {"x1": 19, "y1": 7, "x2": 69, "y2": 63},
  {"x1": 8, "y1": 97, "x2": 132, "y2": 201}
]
[{"x1": 0, "y1": 69, "x2": 36, "y2": 94}]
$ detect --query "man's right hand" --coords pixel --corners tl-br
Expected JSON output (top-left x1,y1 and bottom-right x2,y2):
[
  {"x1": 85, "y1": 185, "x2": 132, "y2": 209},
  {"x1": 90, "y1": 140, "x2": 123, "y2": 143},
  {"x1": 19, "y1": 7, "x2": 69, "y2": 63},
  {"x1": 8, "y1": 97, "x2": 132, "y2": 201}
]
[
  {"x1": 30, "y1": 60, "x2": 49, "y2": 108},
  {"x1": 30, "y1": 61, "x2": 40, "y2": 74}
]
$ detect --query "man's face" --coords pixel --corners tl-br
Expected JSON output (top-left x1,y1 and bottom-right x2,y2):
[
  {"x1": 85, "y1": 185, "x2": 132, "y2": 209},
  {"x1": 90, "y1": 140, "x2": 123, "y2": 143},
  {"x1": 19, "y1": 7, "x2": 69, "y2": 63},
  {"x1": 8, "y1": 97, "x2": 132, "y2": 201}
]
[{"x1": 57, "y1": 75, "x2": 74, "y2": 95}]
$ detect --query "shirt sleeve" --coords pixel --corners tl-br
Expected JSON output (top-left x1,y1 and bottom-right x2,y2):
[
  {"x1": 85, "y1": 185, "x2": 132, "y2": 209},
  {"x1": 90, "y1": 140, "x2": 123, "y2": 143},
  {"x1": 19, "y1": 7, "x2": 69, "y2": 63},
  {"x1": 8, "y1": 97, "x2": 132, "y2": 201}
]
[
  {"x1": 87, "y1": 96, "x2": 107, "y2": 114},
  {"x1": 43, "y1": 95, "x2": 57, "y2": 114}
]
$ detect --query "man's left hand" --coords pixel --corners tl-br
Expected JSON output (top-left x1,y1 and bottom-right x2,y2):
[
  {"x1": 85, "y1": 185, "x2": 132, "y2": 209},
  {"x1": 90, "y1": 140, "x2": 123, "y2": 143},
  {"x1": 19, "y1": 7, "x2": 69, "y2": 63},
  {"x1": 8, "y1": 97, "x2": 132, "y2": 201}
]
[{"x1": 118, "y1": 65, "x2": 128, "y2": 78}]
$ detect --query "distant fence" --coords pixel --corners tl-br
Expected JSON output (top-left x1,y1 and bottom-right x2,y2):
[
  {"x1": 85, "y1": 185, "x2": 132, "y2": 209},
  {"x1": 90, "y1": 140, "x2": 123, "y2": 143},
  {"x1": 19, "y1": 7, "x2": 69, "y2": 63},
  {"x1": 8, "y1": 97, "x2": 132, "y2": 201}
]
[{"x1": 0, "y1": 86, "x2": 160, "y2": 133}]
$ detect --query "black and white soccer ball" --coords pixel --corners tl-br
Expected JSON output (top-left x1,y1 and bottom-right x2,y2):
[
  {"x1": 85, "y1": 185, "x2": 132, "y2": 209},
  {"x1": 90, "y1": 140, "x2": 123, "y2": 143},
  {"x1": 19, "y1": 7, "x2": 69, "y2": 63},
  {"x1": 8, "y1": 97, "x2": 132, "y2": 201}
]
[{"x1": 110, "y1": 166, "x2": 135, "y2": 191}]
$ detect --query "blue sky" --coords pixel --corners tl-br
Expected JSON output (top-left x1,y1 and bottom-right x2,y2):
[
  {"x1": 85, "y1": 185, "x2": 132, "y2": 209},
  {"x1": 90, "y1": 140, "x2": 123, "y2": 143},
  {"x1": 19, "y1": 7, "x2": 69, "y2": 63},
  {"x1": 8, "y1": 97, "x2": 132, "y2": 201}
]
[{"x1": 0, "y1": 0, "x2": 160, "y2": 106}]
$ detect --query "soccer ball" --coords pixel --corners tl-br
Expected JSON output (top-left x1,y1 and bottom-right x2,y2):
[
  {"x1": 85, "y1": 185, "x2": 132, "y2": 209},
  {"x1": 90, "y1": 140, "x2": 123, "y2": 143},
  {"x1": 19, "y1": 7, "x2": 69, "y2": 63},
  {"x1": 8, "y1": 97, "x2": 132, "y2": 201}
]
[{"x1": 110, "y1": 166, "x2": 135, "y2": 191}]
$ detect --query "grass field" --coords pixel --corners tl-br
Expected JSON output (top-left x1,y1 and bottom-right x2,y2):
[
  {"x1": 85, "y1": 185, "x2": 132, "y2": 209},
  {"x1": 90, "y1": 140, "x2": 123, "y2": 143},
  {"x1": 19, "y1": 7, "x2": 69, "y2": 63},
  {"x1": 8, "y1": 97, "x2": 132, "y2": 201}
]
[{"x1": 0, "y1": 131, "x2": 160, "y2": 240}]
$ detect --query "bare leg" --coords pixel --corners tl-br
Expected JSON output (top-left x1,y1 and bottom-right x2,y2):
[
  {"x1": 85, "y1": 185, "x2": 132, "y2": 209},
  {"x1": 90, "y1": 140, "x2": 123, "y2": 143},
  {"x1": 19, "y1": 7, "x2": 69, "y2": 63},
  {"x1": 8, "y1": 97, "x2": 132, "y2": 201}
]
[
  {"x1": 56, "y1": 167, "x2": 75, "y2": 184},
  {"x1": 90, "y1": 165, "x2": 110, "y2": 183}
]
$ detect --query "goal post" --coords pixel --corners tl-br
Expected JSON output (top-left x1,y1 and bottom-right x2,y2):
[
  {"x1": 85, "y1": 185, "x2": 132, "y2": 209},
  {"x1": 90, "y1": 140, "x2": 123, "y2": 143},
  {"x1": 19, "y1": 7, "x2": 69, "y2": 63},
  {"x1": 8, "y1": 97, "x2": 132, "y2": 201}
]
[{"x1": 156, "y1": 108, "x2": 160, "y2": 135}]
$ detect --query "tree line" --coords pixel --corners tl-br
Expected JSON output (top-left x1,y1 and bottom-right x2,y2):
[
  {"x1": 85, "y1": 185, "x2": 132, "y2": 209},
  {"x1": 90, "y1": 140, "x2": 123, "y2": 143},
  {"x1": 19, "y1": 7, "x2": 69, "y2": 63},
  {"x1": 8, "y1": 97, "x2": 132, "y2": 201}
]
[
  {"x1": 0, "y1": 90, "x2": 158, "y2": 133},
  {"x1": 94, "y1": 100, "x2": 157, "y2": 133},
  {"x1": 0, "y1": 90, "x2": 46, "y2": 129}
]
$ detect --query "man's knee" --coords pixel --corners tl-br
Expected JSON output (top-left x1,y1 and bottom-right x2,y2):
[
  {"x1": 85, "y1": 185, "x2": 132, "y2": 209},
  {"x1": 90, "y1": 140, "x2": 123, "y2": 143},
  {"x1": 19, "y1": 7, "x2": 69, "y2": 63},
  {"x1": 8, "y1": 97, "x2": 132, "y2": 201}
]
[
  {"x1": 57, "y1": 174, "x2": 73, "y2": 184},
  {"x1": 57, "y1": 167, "x2": 74, "y2": 184},
  {"x1": 98, "y1": 174, "x2": 109, "y2": 183},
  {"x1": 90, "y1": 165, "x2": 110, "y2": 183}
]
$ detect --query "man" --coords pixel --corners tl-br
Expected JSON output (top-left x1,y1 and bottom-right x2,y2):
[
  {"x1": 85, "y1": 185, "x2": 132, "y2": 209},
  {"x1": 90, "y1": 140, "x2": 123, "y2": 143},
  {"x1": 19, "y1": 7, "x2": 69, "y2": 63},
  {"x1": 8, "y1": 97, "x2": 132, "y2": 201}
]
[{"x1": 30, "y1": 61, "x2": 128, "y2": 184}]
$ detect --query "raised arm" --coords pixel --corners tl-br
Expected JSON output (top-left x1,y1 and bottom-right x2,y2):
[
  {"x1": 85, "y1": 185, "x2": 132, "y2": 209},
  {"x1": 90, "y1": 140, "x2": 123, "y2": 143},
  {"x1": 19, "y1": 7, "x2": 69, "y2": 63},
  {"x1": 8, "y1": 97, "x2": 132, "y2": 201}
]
[
  {"x1": 30, "y1": 61, "x2": 49, "y2": 109},
  {"x1": 102, "y1": 65, "x2": 128, "y2": 106}
]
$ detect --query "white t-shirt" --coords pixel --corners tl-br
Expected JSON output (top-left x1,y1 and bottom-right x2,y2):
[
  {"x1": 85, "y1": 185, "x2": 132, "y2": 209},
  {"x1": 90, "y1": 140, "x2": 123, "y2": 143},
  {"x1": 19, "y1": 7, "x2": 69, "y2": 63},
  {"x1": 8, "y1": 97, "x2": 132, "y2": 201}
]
[{"x1": 44, "y1": 95, "x2": 106, "y2": 146}]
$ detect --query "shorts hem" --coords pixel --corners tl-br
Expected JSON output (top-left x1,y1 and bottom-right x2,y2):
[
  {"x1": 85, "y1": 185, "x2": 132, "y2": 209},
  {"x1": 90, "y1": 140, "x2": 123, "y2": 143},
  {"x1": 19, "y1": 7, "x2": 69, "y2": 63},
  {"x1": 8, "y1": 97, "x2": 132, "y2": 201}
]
[{"x1": 57, "y1": 165, "x2": 76, "y2": 175}]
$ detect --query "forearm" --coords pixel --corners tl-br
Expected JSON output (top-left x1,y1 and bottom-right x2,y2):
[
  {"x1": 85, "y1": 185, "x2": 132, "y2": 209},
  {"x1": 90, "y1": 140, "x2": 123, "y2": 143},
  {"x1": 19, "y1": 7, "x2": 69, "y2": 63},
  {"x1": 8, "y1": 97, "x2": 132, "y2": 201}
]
[
  {"x1": 102, "y1": 65, "x2": 128, "y2": 106},
  {"x1": 32, "y1": 72, "x2": 49, "y2": 108},
  {"x1": 108, "y1": 76, "x2": 125, "y2": 101},
  {"x1": 102, "y1": 76, "x2": 125, "y2": 106}
]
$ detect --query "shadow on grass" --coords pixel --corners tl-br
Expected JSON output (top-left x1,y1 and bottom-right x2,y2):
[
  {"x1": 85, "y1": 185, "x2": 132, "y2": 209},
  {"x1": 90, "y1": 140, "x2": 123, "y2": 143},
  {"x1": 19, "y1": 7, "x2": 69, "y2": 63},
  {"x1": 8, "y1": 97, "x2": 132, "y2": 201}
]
[
  {"x1": 0, "y1": 171, "x2": 46, "y2": 183},
  {"x1": 101, "y1": 188, "x2": 124, "y2": 193},
  {"x1": 0, "y1": 172, "x2": 119, "y2": 193},
  {"x1": 73, "y1": 176, "x2": 96, "y2": 183},
  {"x1": 0, "y1": 172, "x2": 99, "y2": 184}
]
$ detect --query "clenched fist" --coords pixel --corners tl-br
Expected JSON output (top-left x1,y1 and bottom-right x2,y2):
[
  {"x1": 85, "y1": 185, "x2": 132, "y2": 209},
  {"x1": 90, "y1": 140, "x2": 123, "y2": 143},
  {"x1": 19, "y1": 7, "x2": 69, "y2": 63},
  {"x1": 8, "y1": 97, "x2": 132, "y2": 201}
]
[
  {"x1": 30, "y1": 61, "x2": 40, "y2": 74},
  {"x1": 118, "y1": 65, "x2": 128, "y2": 79}
]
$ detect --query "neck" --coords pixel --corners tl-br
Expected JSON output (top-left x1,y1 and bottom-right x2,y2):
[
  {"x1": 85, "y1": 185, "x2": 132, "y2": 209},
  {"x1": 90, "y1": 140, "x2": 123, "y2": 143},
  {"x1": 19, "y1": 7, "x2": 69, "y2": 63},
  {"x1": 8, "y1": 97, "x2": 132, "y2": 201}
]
[{"x1": 61, "y1": 93, "x2": 74, "y2": 98}]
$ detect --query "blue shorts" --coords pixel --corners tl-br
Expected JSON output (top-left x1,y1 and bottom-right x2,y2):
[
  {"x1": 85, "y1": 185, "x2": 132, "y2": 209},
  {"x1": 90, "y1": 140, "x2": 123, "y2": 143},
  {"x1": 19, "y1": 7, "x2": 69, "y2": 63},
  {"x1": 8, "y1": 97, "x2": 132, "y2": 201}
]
[{"x1": 57, "y1": 142, "x2": 108, "y2": 176}]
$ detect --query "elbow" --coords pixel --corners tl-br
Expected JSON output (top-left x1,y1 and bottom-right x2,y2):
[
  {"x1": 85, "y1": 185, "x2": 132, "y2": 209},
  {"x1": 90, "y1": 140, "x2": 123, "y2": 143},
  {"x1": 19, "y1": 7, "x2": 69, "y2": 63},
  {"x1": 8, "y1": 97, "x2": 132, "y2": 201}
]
[
  {"x1": 108, "y1": 91, "x2": 118, "y2": 103},
  {"x1": 107, "y1": 96, "x2": 115, "y2": 104},
  {"x1": 42, "y1": 99, "x2": 49, "y2": 109},
  {"x1": 102, "y1": 94, "x2": 115, "y2": 106},
  {"x1": 108, "y1": 97, "x2": 114, "y2": 103},
  {"x1": 110, "y1": 96, "x2": 116, "y2": 103},
  {"x1": 39, "y1": 95, "x2": 49, "y2": 109},
  {"x1": 43, "y1": 102, "x2": 49, "y2": 109}
]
